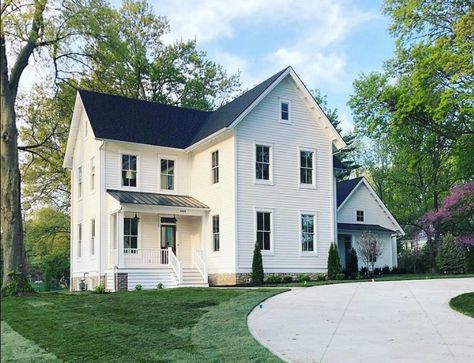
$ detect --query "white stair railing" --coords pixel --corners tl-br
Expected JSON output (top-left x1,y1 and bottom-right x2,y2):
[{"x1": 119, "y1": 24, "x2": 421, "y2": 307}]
[
  {"x1": 193, "y1": 249, "x2": 208, "y2": 283},
  {"x1": 168, "y1": 247, "x2": 182, "y2": 285}
]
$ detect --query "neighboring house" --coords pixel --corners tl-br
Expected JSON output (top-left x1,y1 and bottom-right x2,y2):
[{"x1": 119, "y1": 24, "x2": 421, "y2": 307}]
[
  {"x1": 335, "y1": 177, "x2": 404, "y2": 270},
  {"x1": 63, "y1": 66, "x2": 402, "y2": 291}
]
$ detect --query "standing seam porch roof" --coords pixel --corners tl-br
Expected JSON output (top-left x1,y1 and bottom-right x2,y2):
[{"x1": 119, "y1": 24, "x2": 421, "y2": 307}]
[{"x1": 107, "y1": 189, "x2": 209, "y2": 209}]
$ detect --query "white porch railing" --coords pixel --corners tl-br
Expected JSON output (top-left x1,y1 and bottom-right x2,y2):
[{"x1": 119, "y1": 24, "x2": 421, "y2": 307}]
[
  {"x1": 193, "y1": 249, "x2": 208, "y2": 283},
  {"x1": 168, "y1": 247, "x2": 182, "y2": 284},
  {"x1": 123, "y1": 248, "x2": 169, "y2": 267}
]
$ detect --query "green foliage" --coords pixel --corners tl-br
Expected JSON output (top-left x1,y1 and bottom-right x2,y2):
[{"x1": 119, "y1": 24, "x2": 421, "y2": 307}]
[
  {"x1": 345, "y1": 248, "x2": 359, "y2": 278},
  {"x1": 135, "y1": 284, "x2": 143, "y2": 291},
  {"x1": 94, "y1": 285, "x2": 106, "y2": 294},
  {"x1": 157, "y1": 282, "x2": 164, "y2": 289},
  {"x1": 436, "y1": 233, "x2": 465, "y2": 274},
  {"x1": 327, "y1": 243, "x2": 341, "y2": 280},
  {"x1": 296, "y1": 274, "x2": 311, "y2": 282},
  {"x1": 282, "y1": 275, "x2": 293, "y2": 283},
  {"x1": 335, "y1": 273, "x2": 345, "y2": 280},
  {"x1": 398, "y1": 245, "x2": 431, "y2": 274},
  {"x1": 251, "y1": 242, "x2": 264, "y2": 285},
  {"x1": 2, "y1": 272, "x2": 35, "y2": 296},
  {"x1": 464, "y1": 247, "x2": 474, "y2": 273},
  {"x1": 265, "y1": 275, "x2": 282, "y2": 284},
  {"x1": 316, "y1": 273, "x2": 326, "y2": 281}
]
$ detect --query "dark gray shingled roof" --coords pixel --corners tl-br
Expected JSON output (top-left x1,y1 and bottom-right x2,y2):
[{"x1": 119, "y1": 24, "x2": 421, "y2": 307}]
[
  {"x1": 336, "y1": 177, "x2": 363, "y2": 207},
  {"x1": 338, "y1": 223, "x2": 396, "y2": 233},
  {"x1": 107, "y1": 189, "x2": 209, "y2": 209},
  {"x1": 79, "y1": 67, "x2": 290, "y2": 149}
]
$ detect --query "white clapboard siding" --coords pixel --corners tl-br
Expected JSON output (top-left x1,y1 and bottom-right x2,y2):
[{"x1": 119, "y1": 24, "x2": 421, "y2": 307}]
[{"x1": 235, "y1": 76, "x2": 335, "y2": 272}]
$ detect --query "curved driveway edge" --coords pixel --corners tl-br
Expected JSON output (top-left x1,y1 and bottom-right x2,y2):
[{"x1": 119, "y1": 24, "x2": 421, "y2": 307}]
[{"x1": 248, "y1": 278, "x2": 474, "y2": 363}]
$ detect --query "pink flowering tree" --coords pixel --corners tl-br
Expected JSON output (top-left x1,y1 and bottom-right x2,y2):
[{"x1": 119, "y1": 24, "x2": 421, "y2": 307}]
[{"x1": 419, "y1": 181, "x2": 474, "y2": 247}]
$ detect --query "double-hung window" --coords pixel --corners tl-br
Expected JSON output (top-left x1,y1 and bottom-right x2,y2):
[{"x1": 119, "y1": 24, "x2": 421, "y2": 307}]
[
  {"x1": 300, "y1": 150, "x2": 315, "y2": 186},
  {"x1": 256, "y1": 145, "x2": 270, "y2": 181},
  {"x1": 280, "y1": 100, "x2": 290, "y2": 123},
  {"x1": 356, "y1": 210, "x2": 364, "y2": 222},
  {"x1": 256, "y1": 211, "x2": 271, "y2": 251},
  {"x1": 122, "y1": 154, "x2": 137, "y2": 187},
  {"x1": 78, "y1": 223, "x2": 82, "y2": 257},
  {"x1": 212, "y1": 215, "x2": 220, "y2": 252},
  {"x1": 90, "y1": 157, "x2": 95, "y2": 191},
  {"x1": 212, "y1": 151, "x2": 219, "y2": 184},
  {"x1": 78, "y1": 166, "x2": 83, "y2": 198},
  {"x1": 301, "y1": 214, "x2": 315, "y2": 252},
  {"x1": 161, "y1": 159, "x2": 175, "y2": 190},
  {"x1": 124, "y1": 217, "x2": 138, "y2": 251},
  {"x1": 90, "y1": 219, "x2": 95, "y2": 255}
]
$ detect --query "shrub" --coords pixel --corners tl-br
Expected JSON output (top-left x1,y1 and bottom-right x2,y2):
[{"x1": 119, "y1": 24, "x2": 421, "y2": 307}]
[
  {"x1": 251, "y1": 241, "x2": 264, "y2": 285},
  {"x1": 360, "y1": 266, "x2": 368, "y2": 277},
  {"x1": 335, "y1": 273, "x2": 345, "y2": 280},
  {"x1": 437, "y1": 233, "x2": 465, "y2": 273},
  {"x1": 266, "y1": 275, "x2": 282, "y2": 284},
  {"x1": 327, "y1": 242, "x2": 341, "y2": 280},
  {"x1": 157, "y1": 282, "x2": 164, "y2": 289},
  {"x1": 297, "y1": 274, "x2": 311, "y2": 282},
  {"x1": 464, "y1": 247, "x2": 474, "y2": 273},
  {"x1": 316, "y1": 273, "x2": 326, "y2": 281},
  {"x1": 382, "y1": 265, "x2": 391, "y2": 275},
  {"x1": 398, "y1": 246, "x2": 430, "y2": 274},
  {"x1": 391, "y1": 266, "x2": 399, "y2": 274},
  {"x1": 135, "y1": 284, "x2": 143, "y2": 291},
  {"x1": 282, "y1": 275, "x2": 293, "y2": 283},
  {"x1": 373, "y1": 267, "x2": 382, "y2": 276},
  {"x1": 2, "y1": 272, "x2": 35, "y2": 296},
  {"x1": 345, "y1": 248, "x2": 358, "y2": 278},
  {"x1": 94, "y1": 285, "x2": 106, "y2": 294}
]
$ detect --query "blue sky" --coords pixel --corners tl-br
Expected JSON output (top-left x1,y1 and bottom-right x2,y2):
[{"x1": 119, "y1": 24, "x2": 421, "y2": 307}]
[{"x1": 149, "y1": 0, "x2": 395, "y2": 132}]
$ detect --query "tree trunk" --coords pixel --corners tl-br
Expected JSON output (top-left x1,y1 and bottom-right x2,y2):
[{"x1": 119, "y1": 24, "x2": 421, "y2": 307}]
[{"x1": 1, "y1": 44, "x2": 25, "y2": 288}]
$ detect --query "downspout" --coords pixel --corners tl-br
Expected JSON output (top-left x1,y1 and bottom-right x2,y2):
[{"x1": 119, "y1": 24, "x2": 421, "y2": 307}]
[{"x1": 99, "y1": 140, "x2": 106, "y2": 286}]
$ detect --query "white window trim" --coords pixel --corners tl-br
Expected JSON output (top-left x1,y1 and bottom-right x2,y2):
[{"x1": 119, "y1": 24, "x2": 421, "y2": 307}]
[
  {"x1": 298, "y1": 147, "x2": 317, "y2": 189},
  {"x1": 90, "y1": 218, "x2": 96, "y2": 257},
  {"x1": 279, "y1": 98, "x2": 292, "y2": 124},
  {"x1": 211, "y1": 149, "x2": 219, "y2": 185},
  {"x1": 254, "y1": 207, "x2": 274, "y2": 255},
  {"x1": 90, "y1": 157, "x2": 96, "y2": 193},
  {"x1": 355, "y1": 209, "x2": 366, "y2": 223},
  {"x1": 159, "y1": 154, "x2": 177, "y2": 194},
  {"x1": 254, "y1": 142, "x2": 274, "y2": 185},
  {"x1": 77, "y1": 222, "x2": 83, "y2": 259},
  {"x1": 299, "y1": 211, "x2": 318, "y2": 256},
  {"x1": 120, "y1": 152, "x2": 140, "y2": 190},
  {"x1": 211, "y1": 214, "x2": 220, "y2": 253},
  {"x1": 77, "y1": 164, "x2": 83, "y2": 200},
  {"x1": 123, "y1": 214, "x2": 141, "y2": 250}
]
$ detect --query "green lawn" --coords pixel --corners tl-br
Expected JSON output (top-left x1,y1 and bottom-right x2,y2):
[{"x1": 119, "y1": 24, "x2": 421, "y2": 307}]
[
  {"x1": 1, "y1": 288, "x2": 284, "y2": 362},
  {"x1": 449, "y1": 292, "x2": 474, "y2": 318},
  {"x1": 265, "y1": 273, "x2": 474, "y2": 287}
]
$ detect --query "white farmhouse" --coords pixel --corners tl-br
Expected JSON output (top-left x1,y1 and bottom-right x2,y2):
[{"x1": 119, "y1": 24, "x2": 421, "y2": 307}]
[{"x1": 63, "y1": 66, "x2": 404, "y2": 291}]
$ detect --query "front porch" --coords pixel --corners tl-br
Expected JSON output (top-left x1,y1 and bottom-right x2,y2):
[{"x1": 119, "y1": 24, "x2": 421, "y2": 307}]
[{"x1": 106, "y1": 190, "x2": 210, "y2": 290}]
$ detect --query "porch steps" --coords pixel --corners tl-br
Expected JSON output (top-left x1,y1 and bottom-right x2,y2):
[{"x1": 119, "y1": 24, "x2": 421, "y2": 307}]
[
  {"x1": 180, "y1": 268, "x2": 208, "y2": 287},
  {"x1": 127, "y1": 270, "x2": 178, "y2": 290}
]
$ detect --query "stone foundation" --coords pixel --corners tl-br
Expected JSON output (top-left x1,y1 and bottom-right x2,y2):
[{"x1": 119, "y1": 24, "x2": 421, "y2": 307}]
[
  {"x1": 71, "y1": 275, "x2": 106, "y2": 291},
  {"x1": 208, "y1": 272, "x2": 326, "y2": 286},
  {"x1": 115, "y1": 273, "x2": 128, "y2": 291}
]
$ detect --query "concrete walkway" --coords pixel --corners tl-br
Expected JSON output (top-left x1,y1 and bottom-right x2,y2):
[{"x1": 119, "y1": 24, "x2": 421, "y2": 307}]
[{"x1": 248, "y1": 278, "x2": 474, "y2": 363}]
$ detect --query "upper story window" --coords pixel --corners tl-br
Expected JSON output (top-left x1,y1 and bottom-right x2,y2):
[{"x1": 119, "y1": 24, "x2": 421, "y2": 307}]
[
  {"x1": 356, "y1": 210, "x2": 365, "y2": 222},
  {"x1": 124, "y1": 217, "x2": 138, "y2": 250},
  {"x1": 90, "y1": 157, "x2": 95, "y2": 191},
  {"x1": 212, "y1": 215, "x2": 220, "y2": 252},
  {"x1": 78, "y1": 223, "x2": 82, "y2": 257},
  {"x1": 301, "y1": 214, "x2": 315, "y2": 252},
  {"x1": 122, "y1": 154, "x2": 137, "y2": 187},
  {"x1": 256, "y1": 145, "x2": 271, "y2": 181},
  {"x1": 78, "y1": 166, "x2": 83, "y2": 198},
  {"x1": 211, "y1": 150, "x2": 219, "y2": 184},
  {"x1": 300, "y1": 150, "x2": 315, "y2": 186},
  {"x1": 161, "y1": 159, "x2": 175, "y2": 190},
  {"x1": 90, "y1": 218, "x2": 95, "y2": 255},
  {"x1": 280, "y1": 100, "x2": 291, "y2": 123},
  {"x1": 256, "y1": 211, "x2": 272, "y2": 251}
]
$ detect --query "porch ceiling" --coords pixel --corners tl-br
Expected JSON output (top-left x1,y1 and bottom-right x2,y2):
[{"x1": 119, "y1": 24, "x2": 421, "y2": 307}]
[
  {"x1": 338, "y1": 223, "x2": 396, "y2": 234},
  {"x1": 107, "y1": 189, "x2": 209, "y2": 209}
]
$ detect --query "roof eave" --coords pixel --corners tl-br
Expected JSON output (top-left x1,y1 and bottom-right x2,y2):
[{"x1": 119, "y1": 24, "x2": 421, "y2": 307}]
[{"x1": 63, "y1": 92, "x2": 84, "y2": 169}]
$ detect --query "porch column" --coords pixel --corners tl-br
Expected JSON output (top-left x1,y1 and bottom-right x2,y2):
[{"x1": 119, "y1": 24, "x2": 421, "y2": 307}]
[
  {"x1": 117, "y1": 210, "x2": 124, "y2": 268},
  {"x1": 200, "y1": 213, "x2": 209, "y2": 251}
]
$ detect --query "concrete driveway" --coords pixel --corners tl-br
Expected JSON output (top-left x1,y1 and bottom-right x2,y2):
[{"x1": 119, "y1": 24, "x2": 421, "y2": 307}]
[{"x1": 248, "y1": 278, "x2": 474, "y2": 363}]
